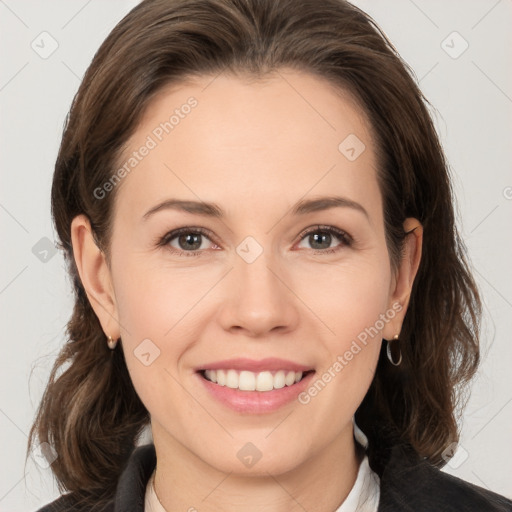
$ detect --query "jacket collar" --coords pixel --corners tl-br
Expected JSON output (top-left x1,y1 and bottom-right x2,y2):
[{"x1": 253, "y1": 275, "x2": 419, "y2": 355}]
[
  {"x1": 110, "y1": 442, "x2": 511, "y2": 512},
  {"x1": 115, "y1": 443, "x2": 156, "y2": 511}
]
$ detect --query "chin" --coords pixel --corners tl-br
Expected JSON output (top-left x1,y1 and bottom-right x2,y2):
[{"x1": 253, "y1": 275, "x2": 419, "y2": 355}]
[{"x1": 199, "y1": 441, "x2": 310, "y2": 477}]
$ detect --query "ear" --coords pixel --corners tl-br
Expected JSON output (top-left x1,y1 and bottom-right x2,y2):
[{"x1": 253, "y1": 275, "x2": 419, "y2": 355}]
[
  {"x1": 382, "y1": 217, "x2": 423, "y2": 340},
  {"x1": 70, "y1": 214, "x2": 120, "y2": 340}
]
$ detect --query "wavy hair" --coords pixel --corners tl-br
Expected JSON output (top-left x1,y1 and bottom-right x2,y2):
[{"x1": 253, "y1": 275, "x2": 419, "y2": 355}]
[{"x1": 27, "y1": 0, "x2": 481, "y2": 505}]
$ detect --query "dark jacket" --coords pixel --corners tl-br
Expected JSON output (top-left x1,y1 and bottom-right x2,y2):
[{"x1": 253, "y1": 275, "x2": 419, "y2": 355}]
[{"x1": 37, "y1": 442, "x2": 512, "y2": 511}]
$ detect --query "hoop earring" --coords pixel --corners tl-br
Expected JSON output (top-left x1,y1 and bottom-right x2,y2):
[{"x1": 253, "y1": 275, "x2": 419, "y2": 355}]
[
  {"x1": 107, "y1": 335, "x2": 118, "y2": 350},
  {"x1": 386, "y1": 334, "x2": 402, "y2": 366}
]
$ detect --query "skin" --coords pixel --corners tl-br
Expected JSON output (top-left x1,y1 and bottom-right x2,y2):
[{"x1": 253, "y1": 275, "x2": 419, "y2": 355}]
[{"x1": 71, "y1": 69, "x2": 422, "y2": 511}]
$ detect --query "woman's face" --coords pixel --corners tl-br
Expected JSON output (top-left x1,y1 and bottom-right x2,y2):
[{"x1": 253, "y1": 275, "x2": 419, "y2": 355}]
[{"x1": 74, "y1": 69, "x2": 420, "y2": 476}]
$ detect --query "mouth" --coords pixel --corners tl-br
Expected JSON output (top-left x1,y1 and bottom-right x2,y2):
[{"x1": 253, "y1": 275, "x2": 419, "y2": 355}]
[
  {"x1": 197, "y1": 368, "x2": 316, "y2": 392},
  {"x1": 194, "y1": 357, "x2": 316, "y2": 413}
]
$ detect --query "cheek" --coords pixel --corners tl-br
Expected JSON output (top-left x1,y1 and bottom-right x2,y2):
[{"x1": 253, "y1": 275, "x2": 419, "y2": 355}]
[
  {"x1": 110, "y1": 252, "x2": 215, "y2": 406},
  {"x1": 305, "y1": 253, "x2": 392, "y2": 344},
  {"x1": 108, "y1": 254, "x2": 176, "y2": 396},
  {"x1": 334, "y1": 273, "x2": 390, "y2": 349},
  {"x1": 112, "y1": 249, "x2": 197, "y2": 342},
  {"x1": 302, "y1": 254, "x2": 391, "y2": 395}
]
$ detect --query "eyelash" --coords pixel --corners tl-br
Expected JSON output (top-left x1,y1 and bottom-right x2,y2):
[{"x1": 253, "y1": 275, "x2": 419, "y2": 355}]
[{"x1": 156, "y1": 225, "x2": 353, "y2": 257}]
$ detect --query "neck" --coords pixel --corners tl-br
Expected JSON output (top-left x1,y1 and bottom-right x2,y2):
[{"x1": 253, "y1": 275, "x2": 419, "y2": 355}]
[{"x1": 151, "y1": 422, "x2": 361, "y2": 512}]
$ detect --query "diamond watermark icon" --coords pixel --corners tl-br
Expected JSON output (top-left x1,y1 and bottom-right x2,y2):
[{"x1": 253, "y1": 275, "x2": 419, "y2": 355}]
[
  {"x1": 236, "y1": 236, "x2": 263, "y2": 264},
  {"x1": 441, "y1": 442, "x2": 469, "y2": 469},
  {"x1": 338, "y1": 134, "x2": 366, "y2": 161},
  {"x1": 31, "y1": 31, "x2": 59, "y2": 59},
  {"x1": 134, "y1": 338, "x2": 161, "y2": 366},
  {"x1": 237, "y1": 442, "x2": 262, "y2": 468},
  {"x1": 32, "y1": 236, "x2": 58, "y2": 263},
  {"x1": 441, "y1": 31, "x2": 469, "y2": 59},
  {"x1": 32, "y1": 442, "x2": 58, "y2": 469}
]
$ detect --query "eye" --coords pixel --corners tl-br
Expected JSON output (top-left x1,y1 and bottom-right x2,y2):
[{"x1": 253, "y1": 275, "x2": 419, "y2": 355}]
[
  {"x1": 296, "y1": 225, "x2": 353, "y2": 254},
  {"x1": 157, "y1": 224, "x2": 353, "y2": 257},
  {"x1": 157, "y1": 227, "x2": 218, "y2": 257}
]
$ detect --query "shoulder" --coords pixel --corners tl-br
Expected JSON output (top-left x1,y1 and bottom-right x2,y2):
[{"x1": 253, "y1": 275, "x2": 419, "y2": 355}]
[
  {"x1": 377, "y1": 443, "x2": 512, "y2": 512},
  {"x1": 35, "y1": 444, "x2": 156, "y2": 512},
  {"x1": 34, "y1": 493, "x2": 114, "y2": 512}
]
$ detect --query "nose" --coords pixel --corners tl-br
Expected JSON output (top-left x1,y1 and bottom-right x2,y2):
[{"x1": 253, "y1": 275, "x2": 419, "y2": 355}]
[{"x1": 216, "y1": 244, "x2": 300, "y2": 338}]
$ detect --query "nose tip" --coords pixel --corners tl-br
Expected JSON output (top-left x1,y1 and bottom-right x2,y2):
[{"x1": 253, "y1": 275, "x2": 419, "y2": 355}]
[{"x1": 217, "y1": 256, "x2": 298, "y2": 338}]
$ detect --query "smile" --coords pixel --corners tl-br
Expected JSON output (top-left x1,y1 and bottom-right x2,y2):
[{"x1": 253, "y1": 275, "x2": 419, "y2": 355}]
[{"x1": 200, "y1": 369, "x2": 313, "y2": 392}]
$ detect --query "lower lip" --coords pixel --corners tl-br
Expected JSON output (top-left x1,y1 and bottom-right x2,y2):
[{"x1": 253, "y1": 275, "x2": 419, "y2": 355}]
[{"x1": 196, "y1": 371, "x2": 316, "y2": 414}]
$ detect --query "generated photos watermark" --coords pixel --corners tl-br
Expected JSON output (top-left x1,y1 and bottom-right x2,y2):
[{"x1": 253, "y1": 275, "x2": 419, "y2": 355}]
[
  {"x1": 298, "y1": 301, "x2": 403, "y2": 405},
  {"x1": 93, "y1": 96, "x2": 198, "y2": 200}
]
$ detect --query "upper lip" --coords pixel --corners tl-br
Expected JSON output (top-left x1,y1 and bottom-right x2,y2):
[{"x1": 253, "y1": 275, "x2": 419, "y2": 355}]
[{"x1": 195, "y1": 357, "x2": 314, "y2": 373}]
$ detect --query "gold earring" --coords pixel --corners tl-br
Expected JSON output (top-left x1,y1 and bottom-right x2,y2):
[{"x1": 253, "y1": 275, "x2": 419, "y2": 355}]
[
  {"x1": 386, "y1": 334, "x2": 402, "y2": 366},
  {"x1": 107, "y1": 335, "x2": 118, "y2": 350}
]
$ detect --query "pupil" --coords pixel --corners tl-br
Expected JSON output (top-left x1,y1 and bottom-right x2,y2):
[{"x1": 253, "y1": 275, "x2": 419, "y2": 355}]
[
  {"x1": 311, "y1": 232, "x2": 330, "y2": 250},
  {"x1": 180, "y1": 233, "x2": 201, "y2": 250}
]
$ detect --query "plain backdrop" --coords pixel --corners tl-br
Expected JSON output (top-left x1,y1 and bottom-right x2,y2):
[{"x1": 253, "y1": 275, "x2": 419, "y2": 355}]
[{"x1": 1, "y1": 0, "x2": 511, "y2": 510}]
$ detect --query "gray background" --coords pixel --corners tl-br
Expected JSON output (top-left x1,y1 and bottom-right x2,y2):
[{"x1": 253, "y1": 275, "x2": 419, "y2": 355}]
[{"x1": 1, "y1": 0, "x2": 511, "y2": 509}]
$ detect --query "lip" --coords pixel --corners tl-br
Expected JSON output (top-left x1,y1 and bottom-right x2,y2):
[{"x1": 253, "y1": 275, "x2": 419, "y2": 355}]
[
  {"x1": 195, "y1": 357, "x2": 314, "y2": 373},
  {"x1": 195, "y1": 367, "x2": 316, "y2": 414}
]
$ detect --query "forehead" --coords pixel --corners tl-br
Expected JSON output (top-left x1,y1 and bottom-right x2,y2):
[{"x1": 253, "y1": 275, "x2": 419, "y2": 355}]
[{"x1": 113, "y1": 69, "x2": 381, "y2": 225}]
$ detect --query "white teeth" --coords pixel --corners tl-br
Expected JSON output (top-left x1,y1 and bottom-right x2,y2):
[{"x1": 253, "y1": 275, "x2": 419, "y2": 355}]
[
  {"x1": 216, "y1": 369, "x2": 226, "y2": 386},
  {"x1": 202, "y1": 369, "x2": 306, "y2": 391},
  {"x1": 285, "y1": 371, "x2": 296, "y2": 386},
  {"x1": 273, "y1": 370, "x2": 285, "y2": 389},
  {"x1": 239, "y1": 370, "x2": 256, "y2": 391},
  {"x1": 256, "y1": 371, "x2": 273, "y2": 391},
  {"x1": 226, "y1": 369, "x2": 238, "y2": 389}
]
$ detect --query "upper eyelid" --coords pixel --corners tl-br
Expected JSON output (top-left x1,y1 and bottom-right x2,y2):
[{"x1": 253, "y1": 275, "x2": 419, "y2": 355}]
[
  {"x1": 161, "y1": 225, "x2": 352, "y2": 249},
  {"x1": 297, "y1": 225, "x2": 352, "y2": 243}
]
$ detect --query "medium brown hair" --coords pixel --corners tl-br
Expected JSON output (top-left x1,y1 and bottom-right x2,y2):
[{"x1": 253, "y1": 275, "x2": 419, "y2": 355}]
[{"x1": 28, "y1": 0, "x2": 481, "y2": 504}]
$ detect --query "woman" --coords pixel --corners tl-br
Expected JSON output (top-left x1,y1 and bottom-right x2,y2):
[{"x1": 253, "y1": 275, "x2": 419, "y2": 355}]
[{"x1": 28, "y1": 0, "x2": 511, "y2": 510}]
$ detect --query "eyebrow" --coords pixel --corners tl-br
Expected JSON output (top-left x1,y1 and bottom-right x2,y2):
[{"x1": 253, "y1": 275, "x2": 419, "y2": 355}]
[{"x1": 142, "y1": 195, "x2": 369, "y2": 221}]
